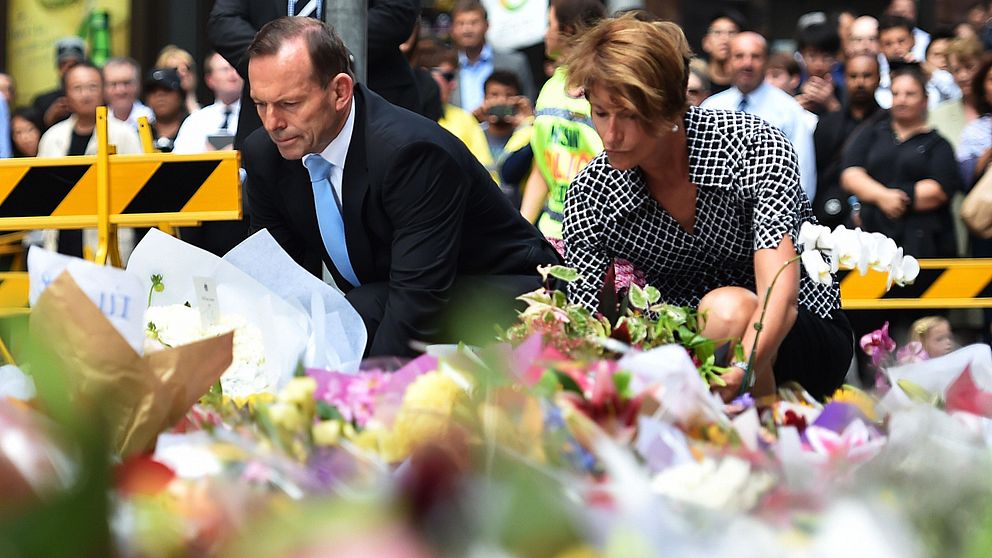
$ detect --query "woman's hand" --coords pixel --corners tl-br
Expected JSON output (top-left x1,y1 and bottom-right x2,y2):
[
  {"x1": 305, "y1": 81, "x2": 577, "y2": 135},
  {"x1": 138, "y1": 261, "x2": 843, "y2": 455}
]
[
  {"x1": 976, "y1": 147, "x2": 992, "y2": 180},
  {"x1": 715, "y1": 365, "x2": 745, "y2": 402},
  {"x1": 877, "y1": 187, "x2": 910, "y2": 219}
]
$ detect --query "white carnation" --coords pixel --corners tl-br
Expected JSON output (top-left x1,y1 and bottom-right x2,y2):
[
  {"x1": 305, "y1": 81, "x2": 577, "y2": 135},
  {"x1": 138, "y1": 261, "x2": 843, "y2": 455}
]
[{"x1": 144, "y1": 305, "x2": 269, "y2": 397}]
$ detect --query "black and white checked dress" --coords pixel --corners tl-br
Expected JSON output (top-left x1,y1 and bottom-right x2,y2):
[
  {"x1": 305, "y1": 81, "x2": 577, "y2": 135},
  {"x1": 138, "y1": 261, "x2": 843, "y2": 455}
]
[{"x1": 563, "y1": 106, "x2": 841, "y2": 318}]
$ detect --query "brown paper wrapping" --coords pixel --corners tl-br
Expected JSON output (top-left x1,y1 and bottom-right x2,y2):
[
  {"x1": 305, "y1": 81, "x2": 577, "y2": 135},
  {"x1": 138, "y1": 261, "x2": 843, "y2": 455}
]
[{"x1": 30, "y1": 272, "x2": 233, "y2": 457}]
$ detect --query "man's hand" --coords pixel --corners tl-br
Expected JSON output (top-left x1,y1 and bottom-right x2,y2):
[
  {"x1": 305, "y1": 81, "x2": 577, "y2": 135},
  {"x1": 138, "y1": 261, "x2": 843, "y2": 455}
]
[
  {"x1": 797, "y1": 75, "x2": 840, "y2": 112},
  {"x1": 877, "y1": 187, "x2": 910, "y2": 219},
  {"x1": 44, "y1": 97, "x2": 70, "y2": 127}
]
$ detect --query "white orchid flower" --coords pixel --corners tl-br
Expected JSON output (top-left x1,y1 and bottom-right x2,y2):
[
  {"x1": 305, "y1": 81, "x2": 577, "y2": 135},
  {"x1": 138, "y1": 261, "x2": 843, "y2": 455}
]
[
  {"x1": 798, "y1": 222, "x2": 832, "y2": 253},
  {"x1": 893, "y1": 254, "x2": 920, "y2": 287},
  {"x1": 869, "y1": 234, "x2": 898, "y2": 273},
  {"x1": 829, "y1": 226, "x2": 864, "y2": 274},
  {"x1": 885, "y1": 247, "x2": 905, "y2": 289},
  {"x1": 801, "y1": 249, "x2": 833, "y2": 286}
]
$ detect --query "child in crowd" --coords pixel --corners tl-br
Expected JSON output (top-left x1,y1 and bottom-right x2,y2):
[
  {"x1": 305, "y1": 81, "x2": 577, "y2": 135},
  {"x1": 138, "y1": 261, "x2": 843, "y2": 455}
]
[{"x1": 908, "y1": 316, "x2": 956, "y2": 359}]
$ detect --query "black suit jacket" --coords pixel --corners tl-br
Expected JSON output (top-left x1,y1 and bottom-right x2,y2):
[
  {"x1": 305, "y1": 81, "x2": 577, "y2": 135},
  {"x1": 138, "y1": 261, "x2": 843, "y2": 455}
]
[
  {"x1": 208, "y1": 0, "x2": 422, "y2": 149},
  {"x1": 243, "y1": 85, "x2": 560, "y2": 356}
]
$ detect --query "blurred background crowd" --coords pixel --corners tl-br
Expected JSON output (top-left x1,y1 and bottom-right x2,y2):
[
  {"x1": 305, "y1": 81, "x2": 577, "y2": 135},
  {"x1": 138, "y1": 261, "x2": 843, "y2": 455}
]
[{"x1": 1, "y1": 0, "x2": 992, "y2": 353}]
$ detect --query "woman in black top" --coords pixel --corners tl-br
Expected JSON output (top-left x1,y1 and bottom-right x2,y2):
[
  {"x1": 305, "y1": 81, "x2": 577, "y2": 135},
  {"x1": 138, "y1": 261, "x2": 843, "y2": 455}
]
[
  {"x1": 562, "y1": 15, "x2": 853, "y2": 400},
  {"x1": 841, "y1": 67, "x2": 962, "y2": 258}
]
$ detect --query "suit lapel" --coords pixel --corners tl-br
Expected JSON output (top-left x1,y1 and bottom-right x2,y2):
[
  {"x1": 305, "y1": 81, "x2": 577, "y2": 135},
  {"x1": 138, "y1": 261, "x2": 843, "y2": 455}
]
[{"x1": 341, "y1": 86, "x2": 374, "y2": 283}]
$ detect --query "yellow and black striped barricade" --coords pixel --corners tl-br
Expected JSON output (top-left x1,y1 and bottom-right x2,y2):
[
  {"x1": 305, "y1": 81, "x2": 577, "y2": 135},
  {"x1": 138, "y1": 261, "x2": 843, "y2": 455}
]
[
  {"x1": 840, "y1": 258, "x2": 992, "y2": 309},
  {"x1": 0, "y1": 107, "x2": 241, "y2": 267}
]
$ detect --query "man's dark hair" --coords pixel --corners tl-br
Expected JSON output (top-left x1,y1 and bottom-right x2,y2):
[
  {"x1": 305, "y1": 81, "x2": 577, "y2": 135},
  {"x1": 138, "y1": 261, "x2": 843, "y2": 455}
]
[
  {"x1": 878, "y1": 14, "x2": 914, "y2": 35},
  {"x1": 973, "y1": 57, "x2": 992, "y2": 114},
  {"x1": 61, "y1": 60, "x2": 100, "y2": 92},
  {"x1": 797, "y1": 22, "x2": 841, "y2": 54},
  {"x1": 247, "y1": 17, "x2": 352, "y2": 88},
  {"x1": 844, "y1": 52, "x2": 881, "y2": 75},
  {"x1": 767, "y1": 52, "x2": 800, "y2": 76},
  {"x1": 707, "y1": 9, "x2": 747, "y2": 31},
  {"x1": 550, "y1": 0, "x2": 606, "y2": 37},
  {"x1": 415, "y1": 38, "x2": 458, "y2": 70},
  {"x1": 924, "y1": 25, "x2": 957, "y2": 58},
  {"x1": 484, "y1": 69, "x2": 522, "y2": 94},
  {"x1": 451, "y1": 0, "x2": 487, "y2": 20}
]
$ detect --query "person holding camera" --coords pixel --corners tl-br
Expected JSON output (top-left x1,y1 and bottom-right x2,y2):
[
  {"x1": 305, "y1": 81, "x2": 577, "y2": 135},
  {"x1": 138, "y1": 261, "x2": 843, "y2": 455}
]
[{"x1": 476, "y1": 70, "x2": 534, "y2": 206}]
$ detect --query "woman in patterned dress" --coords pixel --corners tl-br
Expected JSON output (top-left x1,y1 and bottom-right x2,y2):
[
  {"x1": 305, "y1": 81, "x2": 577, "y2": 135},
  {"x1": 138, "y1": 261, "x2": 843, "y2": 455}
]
[{"x1": 561, "y1": 15, "x2": 854, "y2": 401}]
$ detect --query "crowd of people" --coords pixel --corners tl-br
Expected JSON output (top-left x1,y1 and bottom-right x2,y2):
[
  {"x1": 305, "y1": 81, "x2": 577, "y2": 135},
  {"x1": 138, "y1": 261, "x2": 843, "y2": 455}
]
[{"x1": 2, "y1": 0, "x2": 992, "y2": 392}]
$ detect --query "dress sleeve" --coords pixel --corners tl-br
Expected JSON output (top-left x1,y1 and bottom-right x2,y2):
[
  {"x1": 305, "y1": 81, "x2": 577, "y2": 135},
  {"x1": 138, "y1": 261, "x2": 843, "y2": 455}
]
[
  {"x1": 563, "y1": 164, "x2": 610, "y2": 312},
  {"x1": 741, "y1": 124, "x2": 805, "y2": 251},
  {"x1": 924, "y1": 136, "x2": 965, "y2": 196},
  {"x1": 956, "y1": 118, "x2": 990, "y2": 186}
]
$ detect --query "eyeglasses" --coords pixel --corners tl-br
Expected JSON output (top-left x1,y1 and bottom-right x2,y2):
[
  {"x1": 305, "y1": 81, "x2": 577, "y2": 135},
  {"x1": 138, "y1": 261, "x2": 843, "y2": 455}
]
[
  {"x1": 106, "y1": 80, "x2": 136, "y2": 89},
  {"x1": 431, "y1": 68, "x2": 456, "y2": 82}
]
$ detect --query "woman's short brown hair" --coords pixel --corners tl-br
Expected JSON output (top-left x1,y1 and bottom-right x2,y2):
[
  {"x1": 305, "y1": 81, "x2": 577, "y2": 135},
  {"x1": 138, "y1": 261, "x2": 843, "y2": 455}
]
[{"x1": 563, "y1": 14, "x2": 692, "y2": 133}]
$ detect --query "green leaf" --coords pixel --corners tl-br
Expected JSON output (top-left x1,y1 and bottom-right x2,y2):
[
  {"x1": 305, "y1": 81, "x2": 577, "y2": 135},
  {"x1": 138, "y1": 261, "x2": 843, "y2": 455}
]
[
  {"x1": 644, "y1": 285, "x2": 661, "y2": 304},
  {"x1": 518, "y1": 290, "x2": 553, "y2": 306},
  {"x1": 535, "y1": 370, "x2": 562, "y2": 398},
  {"x1": 316, "y1": 400, "x2": 345, "y2": 421},
  {"x1": 552, "y1": 290, "x2": 568, "y2": 308},
  {"x1": 547, "y1": 265, "x2": 581, "y2": 282},
  {"x1": 554, "y1": 371, "x2": 584, "y2": 394},
  {"x1": 612, "y1": 370, "x2": 632, "y2": 398},
  {"x1": 628, "y1": 284, "x2": 648, "y2": 310}
]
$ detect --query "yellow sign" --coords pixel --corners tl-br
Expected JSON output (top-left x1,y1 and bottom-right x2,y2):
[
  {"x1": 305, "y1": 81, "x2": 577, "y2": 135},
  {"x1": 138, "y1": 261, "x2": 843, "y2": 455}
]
[
  {"x1": 841, "y1": 259, "x2": 992, "y2": 310},
  {"x1": 7, "y1": 0, "x2": 130, "y2": 107}
]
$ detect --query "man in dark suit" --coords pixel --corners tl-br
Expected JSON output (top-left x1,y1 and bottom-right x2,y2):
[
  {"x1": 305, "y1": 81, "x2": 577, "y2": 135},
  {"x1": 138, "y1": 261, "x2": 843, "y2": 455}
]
[
  {"x1": 209, "y1": 0, "x2": 422, "y2": 150},
  {"x1": 244, "y1": 17, "x2": 560, "y2": 357}
]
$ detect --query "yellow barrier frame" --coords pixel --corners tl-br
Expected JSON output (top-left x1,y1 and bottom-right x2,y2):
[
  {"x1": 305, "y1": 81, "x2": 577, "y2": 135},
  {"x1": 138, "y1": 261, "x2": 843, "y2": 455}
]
[
  {"x1": 0, "y1": 106, "x2": 242, "y2": 266},
  {"x1": 840, "y1": 258, "x2": 992, "y2": 310}
]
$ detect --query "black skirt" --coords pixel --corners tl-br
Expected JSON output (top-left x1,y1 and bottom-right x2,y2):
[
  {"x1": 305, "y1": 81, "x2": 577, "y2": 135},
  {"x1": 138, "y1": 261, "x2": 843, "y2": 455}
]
[{"x1": 773, "y1": 307, "x2": 854, "y2": 400}]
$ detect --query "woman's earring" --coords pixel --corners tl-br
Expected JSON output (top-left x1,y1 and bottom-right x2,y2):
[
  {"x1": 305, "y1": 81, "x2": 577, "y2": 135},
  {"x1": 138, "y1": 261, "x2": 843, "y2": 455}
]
[{"x1": 671, "y1": 122, "x2": 679, "y2": 133}]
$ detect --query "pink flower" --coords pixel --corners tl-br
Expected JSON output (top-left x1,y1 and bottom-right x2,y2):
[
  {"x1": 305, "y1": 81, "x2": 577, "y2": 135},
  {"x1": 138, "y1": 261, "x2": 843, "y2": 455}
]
[
  {"x1": 896, "y1": 341, "x2": 929, "y2": 365},
  {"x1": 860, "y1": 321, "x2": 896, "y2": 368}
]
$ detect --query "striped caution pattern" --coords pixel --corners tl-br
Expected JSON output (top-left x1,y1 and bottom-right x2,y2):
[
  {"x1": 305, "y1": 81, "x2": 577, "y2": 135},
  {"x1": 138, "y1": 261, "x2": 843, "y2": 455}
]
[
  {"x1": 0, "y1": 152, "x2": 241, "y2": 229},
  {"x1": 840, "y1": 259, "x2": 992, "y2": 309}
]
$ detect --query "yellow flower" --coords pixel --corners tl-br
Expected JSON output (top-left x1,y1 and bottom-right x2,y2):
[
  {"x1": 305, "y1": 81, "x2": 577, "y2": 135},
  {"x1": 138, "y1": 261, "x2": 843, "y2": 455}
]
[
  {"x1": 278, "y1": 376, "x2": 318, "y2": 417},
  {"x1": 390, "y1": 371, "x2": 466, "y2": 460},
  {"x1": 268, "y1": 401, "x2": 306, "y2": 432},
  {"x1": 312, "y1": 420, "x2": 342, "y2": 446},
  {"x1": 830, "y1": 386, "x2": 879, "y2": 422},
  {"x1": 230, "y1": 392, "x2": 276, "y2": 412}
]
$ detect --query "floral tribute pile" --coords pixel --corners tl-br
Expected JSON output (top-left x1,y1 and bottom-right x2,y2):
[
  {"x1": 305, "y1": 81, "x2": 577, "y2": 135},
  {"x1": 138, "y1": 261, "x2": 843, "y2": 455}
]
[{"x1": 4, "y1": 225, "x2": 992, "y2": 557}]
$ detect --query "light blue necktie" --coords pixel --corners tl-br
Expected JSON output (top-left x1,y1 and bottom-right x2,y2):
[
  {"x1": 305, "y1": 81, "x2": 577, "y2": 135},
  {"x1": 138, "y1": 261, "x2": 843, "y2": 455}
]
[
  {"x1": 737, "y1": 94, "x2": 749, "y2": 112},
  {"x1": 303, "y1": 154, "x2": 360, "y2": 287}
]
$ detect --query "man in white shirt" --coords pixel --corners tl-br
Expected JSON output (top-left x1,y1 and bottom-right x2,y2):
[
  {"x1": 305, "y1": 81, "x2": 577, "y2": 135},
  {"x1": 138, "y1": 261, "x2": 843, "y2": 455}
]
[
  {"x1": 173, "y1": 52, "x2": 244, "y2": 153},
  {"x1": 102, "y1": 57, "x2": 155, "y2": 130},
  {"x1": 702, "y1": 32, "x2": 818, "y2": 202}
]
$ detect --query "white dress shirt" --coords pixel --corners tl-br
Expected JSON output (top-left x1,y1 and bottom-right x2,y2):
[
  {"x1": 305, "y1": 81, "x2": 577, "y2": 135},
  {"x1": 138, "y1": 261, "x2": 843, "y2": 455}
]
[
  {"x1": 173, "y1": 100, "x2": 241, "y2": 153},
  {"x1": 302, "y1": 100, "x2": 356, "y2": 204},
  {"x1": 701, "y1": 81, "x2": 818, "y2": 202},
  {"x1": 111, "y1": 100, "x2": 155, "y2": 130}
]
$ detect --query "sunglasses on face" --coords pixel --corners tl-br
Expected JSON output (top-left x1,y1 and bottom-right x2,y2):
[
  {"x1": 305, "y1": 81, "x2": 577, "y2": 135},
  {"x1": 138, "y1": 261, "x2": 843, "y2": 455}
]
[{"x1": 431, "y1": 68, "x2": 456, "y2": 82}]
